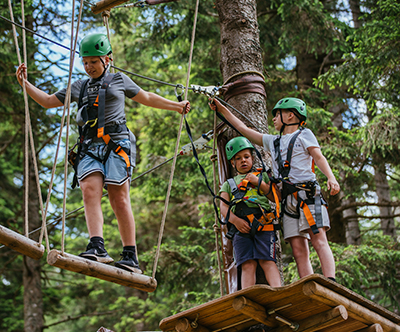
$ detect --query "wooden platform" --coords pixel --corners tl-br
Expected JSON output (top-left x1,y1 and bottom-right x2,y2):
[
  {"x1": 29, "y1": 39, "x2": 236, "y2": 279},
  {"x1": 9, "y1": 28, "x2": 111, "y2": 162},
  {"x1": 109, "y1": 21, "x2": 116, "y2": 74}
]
[{"x1": 159, "y1": 275, "x2": 400, "y2": 332}]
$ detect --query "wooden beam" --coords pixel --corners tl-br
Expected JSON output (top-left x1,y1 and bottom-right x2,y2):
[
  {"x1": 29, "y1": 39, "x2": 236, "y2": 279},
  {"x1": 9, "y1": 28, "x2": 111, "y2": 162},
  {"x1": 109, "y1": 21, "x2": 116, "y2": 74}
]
[
  {"x1": 175, "y1": 318, "x2": 210, "y2": 332},
  {"x1": 354, "y1": 324, "x2": 384, "y2": 332},
  {"x1": 269, "y1": 305, "x2": 348, "y2": 332},
  {"x1": 47, "y1": 249, "x2": 157, "y2": 292},
  {"x1": 232, "y1": 296, "x2": 277, "y2": 327},
  {"x1": 91, "y1": 0, "x2": 130, "y2": 15},
  {"x1": 0, "y1": 224, "x2": 44, "y2": 260},
  {"x1": 303, "y1": 281, "x2": 400, "y2": 332}
]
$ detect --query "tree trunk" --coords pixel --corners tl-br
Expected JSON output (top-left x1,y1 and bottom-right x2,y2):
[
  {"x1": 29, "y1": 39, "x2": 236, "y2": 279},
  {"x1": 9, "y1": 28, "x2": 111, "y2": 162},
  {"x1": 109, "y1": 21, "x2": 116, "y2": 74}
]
[
  {"x1": 23, "y1": 153, "x2": 43, "y2": 332},
  {"x1": 215, "y1": 0, "x2": 277, "y2": 292},
  {"x1": 374, "y1": 160, "x2": 396, "y2": 237}
]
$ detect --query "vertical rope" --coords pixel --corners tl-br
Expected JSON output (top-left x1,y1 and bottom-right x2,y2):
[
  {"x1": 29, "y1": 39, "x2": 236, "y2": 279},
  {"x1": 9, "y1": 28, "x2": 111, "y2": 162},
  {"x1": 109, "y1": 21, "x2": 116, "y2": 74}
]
[
  {"x1": 102, "y1": 10, "x2": 114, "y2": 73},
  {"x1": 8, "y1": 0, "x2": 29, "y2": 238},
  {"x1": 61, "y1": 0, "x2": 84, "y2": 254},
  {"x1": 211, "y1": 111, "x2": 224, "y2": 296},
  {"x1": 152, "y1": 0, "x2": 200, "y2": 279}
]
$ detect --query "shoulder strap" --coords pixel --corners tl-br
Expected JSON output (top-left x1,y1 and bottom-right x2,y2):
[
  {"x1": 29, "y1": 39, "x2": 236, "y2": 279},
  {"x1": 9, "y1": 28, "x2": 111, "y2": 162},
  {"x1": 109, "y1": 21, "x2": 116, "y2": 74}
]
[
  {"x1": 78, "y1": 79, "x2": 90, "y2": 110},
  {"x1": 96, "y1": 73, "x2": 115, "y2": 138},
  {"x1": 274, "y1": 127, "x2": 304, "y2": 179}
]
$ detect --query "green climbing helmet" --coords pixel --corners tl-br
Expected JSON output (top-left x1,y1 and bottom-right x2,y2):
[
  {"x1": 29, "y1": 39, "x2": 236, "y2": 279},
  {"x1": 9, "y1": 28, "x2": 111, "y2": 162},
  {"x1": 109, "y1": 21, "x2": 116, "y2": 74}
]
[
  {"x1": 225, "y1": 137, "x2": 254, "y2": 161},
  {"x1": 272, "y1": 97, "x2": 307, "y2": 121},
  {"x1": 79, "y1": 33, "x2": 112, "y2": 57}
]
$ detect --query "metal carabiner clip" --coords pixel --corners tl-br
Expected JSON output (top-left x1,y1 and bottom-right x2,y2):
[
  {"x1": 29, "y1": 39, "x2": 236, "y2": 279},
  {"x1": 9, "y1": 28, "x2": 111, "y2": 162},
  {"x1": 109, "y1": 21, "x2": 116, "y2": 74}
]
[{"x1": 174, "y1": 84, "x2": 185, "y2": 102}]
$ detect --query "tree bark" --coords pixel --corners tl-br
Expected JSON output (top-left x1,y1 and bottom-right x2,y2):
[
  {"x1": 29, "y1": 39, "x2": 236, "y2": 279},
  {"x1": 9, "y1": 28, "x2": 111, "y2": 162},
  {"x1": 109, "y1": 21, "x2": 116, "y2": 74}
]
[
  {"x1": 374, "y1": 160, "x2": 396, "y2": 237},
  {"x1": 215, "y1": 0, "x2": 277, "y2": 292},
  {"x1": 23, "y1": 154, "x2": 43, "y2": 332}
]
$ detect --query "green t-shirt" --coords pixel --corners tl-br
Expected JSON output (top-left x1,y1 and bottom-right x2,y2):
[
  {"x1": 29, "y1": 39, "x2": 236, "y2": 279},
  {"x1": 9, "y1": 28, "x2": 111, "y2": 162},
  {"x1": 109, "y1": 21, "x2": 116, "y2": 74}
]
[{"x1": 219, "y1": 172, "x2": 272, "y2": 213}]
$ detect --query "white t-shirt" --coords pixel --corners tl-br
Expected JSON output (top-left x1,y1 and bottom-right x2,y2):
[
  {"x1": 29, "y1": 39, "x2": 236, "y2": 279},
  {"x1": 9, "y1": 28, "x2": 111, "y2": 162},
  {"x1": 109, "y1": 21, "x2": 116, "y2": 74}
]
[{"x1": 262, "y1": 128, "x2": 319, "y2": 183}]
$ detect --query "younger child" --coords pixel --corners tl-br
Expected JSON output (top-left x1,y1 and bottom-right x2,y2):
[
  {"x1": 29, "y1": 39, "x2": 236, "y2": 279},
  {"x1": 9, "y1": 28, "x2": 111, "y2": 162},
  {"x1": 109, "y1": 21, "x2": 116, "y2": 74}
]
[
  {"x1": 211, "y1": 98, "x2": 339, "y2": 281},
  {"x1": 219, "y1": 136, "x2": 281, "y2": 288}
]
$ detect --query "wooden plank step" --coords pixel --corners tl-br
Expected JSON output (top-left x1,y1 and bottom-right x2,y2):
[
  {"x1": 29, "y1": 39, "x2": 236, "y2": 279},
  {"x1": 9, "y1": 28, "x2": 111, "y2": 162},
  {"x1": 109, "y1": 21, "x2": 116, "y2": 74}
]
[
  {"x1": 0, "y1": 224, "x2": 44, "y2": 260},
  {"x1": 47, "y1": 249, "x2": 157, "y2": 292}
]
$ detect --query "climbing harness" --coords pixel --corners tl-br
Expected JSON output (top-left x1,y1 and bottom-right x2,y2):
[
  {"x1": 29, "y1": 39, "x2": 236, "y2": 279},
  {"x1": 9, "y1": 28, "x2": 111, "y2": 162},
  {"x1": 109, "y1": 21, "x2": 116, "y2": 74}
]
[
  {"x1": 225, "y1": 170, "x2": 278, "y2": 240},
  {"x1": 69, "y1": 72, "x2": 133, "y2": 188},
  {"x1": 273, "y1": 127, "x2": 327, "y2": 234}
]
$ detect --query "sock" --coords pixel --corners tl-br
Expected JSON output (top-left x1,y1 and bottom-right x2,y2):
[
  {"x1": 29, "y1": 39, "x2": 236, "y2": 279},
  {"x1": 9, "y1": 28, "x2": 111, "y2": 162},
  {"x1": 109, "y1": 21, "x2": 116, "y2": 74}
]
[
  {"x1": 123, "y1": 245, "x2": 136, "y2": 253},
  {"x1": 90, "y1": 236, "x2": 105, "y2": 248},
  {"x1": 123, "y1": 246, "x2": 138, "y2": 263}
]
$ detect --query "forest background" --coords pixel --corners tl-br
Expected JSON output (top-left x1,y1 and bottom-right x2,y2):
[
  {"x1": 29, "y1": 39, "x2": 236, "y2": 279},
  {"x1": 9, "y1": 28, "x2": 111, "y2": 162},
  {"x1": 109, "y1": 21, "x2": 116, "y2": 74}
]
[{"x1": 0, "y1": 0, "x2": 400, "y2": 331}]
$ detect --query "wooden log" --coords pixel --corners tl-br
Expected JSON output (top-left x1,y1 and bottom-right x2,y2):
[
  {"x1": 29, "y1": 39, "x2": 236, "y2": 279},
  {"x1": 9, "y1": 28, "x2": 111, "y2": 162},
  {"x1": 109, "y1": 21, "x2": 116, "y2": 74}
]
[
  {"x1": 354, "y1": 324, "x2": 384, "y2": 332},
  {"x1": 91, "y1": 0, "x2": 131, "y2": 14},
  {"x1": 303, "y1": 281, "x2": 400, "y2": 332},
  {"x1": 232, "y1": 296, "x2": 277, "y2": 327},
  {"x1": 0, "y1": 224, "x2": 44, "y2": 260},
  {"x1": 47, "y1": 249, "x2": 157, "y2": 292},
  {"x1": 269, "y1": 305, "x2": 348, "y2": 332},
  {"x1": 175, "y1": 318, "x2": 210, "y2": 332}
]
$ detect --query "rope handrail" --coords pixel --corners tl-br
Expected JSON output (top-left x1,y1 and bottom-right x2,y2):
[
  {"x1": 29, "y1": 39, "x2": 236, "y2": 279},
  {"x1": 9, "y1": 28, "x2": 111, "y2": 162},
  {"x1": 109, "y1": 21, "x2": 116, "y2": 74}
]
[{"x1": 151, "y1": 0, "x2": 200, "y2": 279}]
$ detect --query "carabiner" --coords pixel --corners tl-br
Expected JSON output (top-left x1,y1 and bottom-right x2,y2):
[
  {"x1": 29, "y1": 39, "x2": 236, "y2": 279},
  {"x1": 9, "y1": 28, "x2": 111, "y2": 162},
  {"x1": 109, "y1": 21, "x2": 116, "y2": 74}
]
[{"x1": 174, "y1": 84, "x2": 185, "y2": 102}]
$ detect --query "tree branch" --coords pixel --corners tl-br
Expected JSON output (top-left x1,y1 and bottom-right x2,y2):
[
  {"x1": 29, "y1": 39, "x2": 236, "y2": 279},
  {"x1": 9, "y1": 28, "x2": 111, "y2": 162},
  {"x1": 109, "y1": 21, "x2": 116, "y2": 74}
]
[
  {"x1": 42, "y1": 310, "x2": 118, "y2": 329},
  {"x1": 332, "y1": 201, "x2": 400, "y2": 214}
]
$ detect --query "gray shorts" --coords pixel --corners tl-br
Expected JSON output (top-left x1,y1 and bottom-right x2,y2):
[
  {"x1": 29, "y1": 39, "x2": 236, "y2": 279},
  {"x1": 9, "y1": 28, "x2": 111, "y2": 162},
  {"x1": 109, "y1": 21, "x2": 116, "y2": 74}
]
[
  {"x1": 77, "y1": 139, "x2": 133, "y2": 187},
  {"x1": 283, "y1": 190, "x2": 330, "y2": 240}
]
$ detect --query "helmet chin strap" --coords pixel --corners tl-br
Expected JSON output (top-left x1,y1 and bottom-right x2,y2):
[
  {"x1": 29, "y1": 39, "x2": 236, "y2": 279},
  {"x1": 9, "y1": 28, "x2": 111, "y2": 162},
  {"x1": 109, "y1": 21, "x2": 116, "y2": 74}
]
[{"x1": 279, "y1": 111, "x2": 304, "y2": 135}]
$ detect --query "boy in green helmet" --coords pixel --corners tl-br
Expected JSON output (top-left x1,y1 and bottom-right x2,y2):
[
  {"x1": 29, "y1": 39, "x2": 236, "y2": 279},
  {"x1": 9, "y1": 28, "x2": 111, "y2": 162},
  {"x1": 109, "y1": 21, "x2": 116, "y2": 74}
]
[
  {"x1": 16, "y1": 33, "x2": 190, "y2": 273},
  {"x1": 210, "y1": 98, "x2": 339, "y2": 282},
  {"x1": 219, "y1": 136, "x2": 281, "y2": 288}
]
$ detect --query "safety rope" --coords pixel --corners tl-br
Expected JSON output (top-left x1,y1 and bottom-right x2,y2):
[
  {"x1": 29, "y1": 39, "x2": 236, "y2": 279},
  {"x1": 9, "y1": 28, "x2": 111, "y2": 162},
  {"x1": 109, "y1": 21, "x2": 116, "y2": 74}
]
[
  {"x1": 211, "y1": 111, "x2": 224, "y2": 296},
  {"x1": 102, "y1": 10, "x2": 115, "y2": 73},
  {"x1": 60, "y1": 0, "x2": 84, "y2": 254},
  {"x1": 8, "y1": 0, "x2": 50, "y2": 250},
  {"x1": 152, "y1": 0, "x2": 200, "y2": 279}
]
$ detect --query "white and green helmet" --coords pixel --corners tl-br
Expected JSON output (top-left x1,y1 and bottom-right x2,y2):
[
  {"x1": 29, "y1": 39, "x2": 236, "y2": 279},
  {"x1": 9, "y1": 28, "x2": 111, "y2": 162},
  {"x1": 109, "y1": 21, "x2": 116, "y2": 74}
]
[{"x1": 272, "y1": 97, "x2": 307, "y2": 121}]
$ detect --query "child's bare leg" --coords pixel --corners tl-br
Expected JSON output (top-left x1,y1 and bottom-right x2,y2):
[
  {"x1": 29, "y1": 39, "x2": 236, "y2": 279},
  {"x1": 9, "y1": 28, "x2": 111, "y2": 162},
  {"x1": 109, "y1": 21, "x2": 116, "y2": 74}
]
[
  {"x1": 80, "y1": 172, "x2": 105, "y2": 238},
  {"x1": 241, "y1": 260, "x2": 257, "y2": 288},
  {"x1": 308, "y1": 228, "x2": 335, "y2": 278},
  {"x1": 259, "y1": 260, "x2": 281, "y2": 287},
  {"x1": 288, "y1": 236, "x2": 313, "y2": 278},
  {"x1": 108, "y1": 181, "x2": 136, "y2": 246}
]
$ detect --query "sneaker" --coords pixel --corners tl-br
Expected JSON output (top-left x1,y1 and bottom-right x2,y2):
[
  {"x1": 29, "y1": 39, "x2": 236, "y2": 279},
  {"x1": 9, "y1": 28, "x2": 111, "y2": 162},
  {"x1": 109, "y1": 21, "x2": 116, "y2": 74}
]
[
  {"x1": 114, "y1": 250, "x2": 142, "y2": 274},
  {"x1": 79, "y1": 242, "x2": 114, "y2": 264}
]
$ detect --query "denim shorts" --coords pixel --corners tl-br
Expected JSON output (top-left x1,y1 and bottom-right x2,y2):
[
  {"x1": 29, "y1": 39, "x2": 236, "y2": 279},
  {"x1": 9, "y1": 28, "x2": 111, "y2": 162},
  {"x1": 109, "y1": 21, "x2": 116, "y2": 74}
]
[
  {"x1": 232, "y1": 230, "x2": 277, "y2": 267},
  {"x1": 77, "y1": 139, "x2": 133, "y2": 187}
]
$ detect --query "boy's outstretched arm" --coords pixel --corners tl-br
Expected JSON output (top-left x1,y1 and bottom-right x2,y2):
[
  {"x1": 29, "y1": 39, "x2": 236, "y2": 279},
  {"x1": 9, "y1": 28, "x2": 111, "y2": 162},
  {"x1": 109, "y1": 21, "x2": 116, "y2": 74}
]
[
  {"x1": 209, "y1": 98, "x2": 263, "y2": 146},
  {"x1": 308, "y1": 146, "x2": 340, "y2": 196}
]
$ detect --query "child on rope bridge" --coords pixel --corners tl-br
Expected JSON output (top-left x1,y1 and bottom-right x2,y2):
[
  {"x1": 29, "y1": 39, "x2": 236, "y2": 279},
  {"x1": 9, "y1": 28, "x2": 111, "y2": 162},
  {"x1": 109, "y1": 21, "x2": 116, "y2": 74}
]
[
  {"x1": 210, "y1": 97, "x2": 339, "y2": 282},
  {"x1": 16, "y1": 33, "x2": 190, "y2": 273},
  {"x1": 219, "y1": 136, "x2": 281, "y2": 288}
]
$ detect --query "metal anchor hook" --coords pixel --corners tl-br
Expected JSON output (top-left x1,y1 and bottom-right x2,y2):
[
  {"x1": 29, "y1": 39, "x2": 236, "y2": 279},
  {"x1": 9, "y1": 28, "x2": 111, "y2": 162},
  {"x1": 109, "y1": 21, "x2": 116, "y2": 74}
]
[{"x1": 174, "y1": 84, "x2": 185, "y2": 102}]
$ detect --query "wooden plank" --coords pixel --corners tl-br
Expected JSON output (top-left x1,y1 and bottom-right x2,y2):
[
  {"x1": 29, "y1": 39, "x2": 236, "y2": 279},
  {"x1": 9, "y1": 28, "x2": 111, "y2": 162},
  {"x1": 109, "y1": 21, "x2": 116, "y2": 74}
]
[
  {"x1": 303, "y1": 281, "x2": 400, "y2": 332},
  {"x1": 47, "y1": 249, "x2": 157, "y2": 292},
  {"x1": 175, "y1": 318, "x2": 210, "y2": 332},
  {"x1": 159, "y1": 275, "x2": 400, "y2": 332},
  {"x1": 355, "y1": 324, "x2": 384, "y2": 332},
  {"x1": 269, "y1": 305, "x2": 348, "y2": 332},
  {"x1": 0, "y1": 224, "x2": 44, "y2": 260},
  {"x1": 91, "y1": 0, "x2": 130, "y2": 14},
  {"x1": 232, "y1": 296, "x2": 278, "y2": 327}
]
